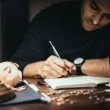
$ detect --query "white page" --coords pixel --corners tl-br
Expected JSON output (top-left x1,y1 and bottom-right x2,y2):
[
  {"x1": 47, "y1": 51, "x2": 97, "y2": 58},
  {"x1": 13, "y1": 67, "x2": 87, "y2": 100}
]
[{"x1": 44, "y1": 76, "x2": 110, "y2": 89}]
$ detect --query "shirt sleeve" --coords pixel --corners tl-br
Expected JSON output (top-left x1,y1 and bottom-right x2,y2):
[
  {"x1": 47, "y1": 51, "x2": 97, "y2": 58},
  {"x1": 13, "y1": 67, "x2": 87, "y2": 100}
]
[
  {"x1": 10, "y1": 3, "x2": 65, "y2": 71},
  {"x1": 11, "y1": 21, "x2": 49, "y2": 71}
]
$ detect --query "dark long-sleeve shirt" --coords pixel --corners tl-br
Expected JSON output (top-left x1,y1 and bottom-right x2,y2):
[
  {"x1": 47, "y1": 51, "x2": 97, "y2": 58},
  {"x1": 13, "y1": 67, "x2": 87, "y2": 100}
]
[{"x1": 11, "y1": 0, "x2": 110, "y2": 71}]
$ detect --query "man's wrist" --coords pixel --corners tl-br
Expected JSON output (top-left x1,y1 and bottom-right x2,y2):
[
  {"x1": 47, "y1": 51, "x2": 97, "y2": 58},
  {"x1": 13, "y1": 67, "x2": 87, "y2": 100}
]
[{"x1": 73, "y1": 57, "x2": 85, "y2": 75}]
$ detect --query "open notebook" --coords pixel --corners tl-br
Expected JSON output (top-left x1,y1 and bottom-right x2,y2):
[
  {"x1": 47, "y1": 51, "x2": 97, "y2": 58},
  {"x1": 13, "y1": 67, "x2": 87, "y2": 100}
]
[{"x1": 44, "y1": 76, "x2": 110, "y2": 89}]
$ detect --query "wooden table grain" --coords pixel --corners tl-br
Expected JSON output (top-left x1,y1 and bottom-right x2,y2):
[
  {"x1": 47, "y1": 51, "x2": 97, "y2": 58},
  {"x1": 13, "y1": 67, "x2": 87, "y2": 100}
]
[{"x1": 0, "y1": 78, "x2": 110, "y2": 110}]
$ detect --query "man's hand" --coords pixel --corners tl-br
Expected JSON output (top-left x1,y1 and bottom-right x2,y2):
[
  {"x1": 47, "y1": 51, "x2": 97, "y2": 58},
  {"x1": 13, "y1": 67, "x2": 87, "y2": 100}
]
[
  {"x1": 40, "y1": 55, "x2": 75, "y2": 78},
  {"x1": 0, "y1": 62, "x2": 22, "y2": 86}
]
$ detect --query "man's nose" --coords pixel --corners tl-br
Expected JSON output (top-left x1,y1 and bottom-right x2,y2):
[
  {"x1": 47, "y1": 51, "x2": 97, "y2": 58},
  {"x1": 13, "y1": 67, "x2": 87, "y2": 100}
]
[{"x1": 91, "y1": 14, "x2": 102, "y2": 25}]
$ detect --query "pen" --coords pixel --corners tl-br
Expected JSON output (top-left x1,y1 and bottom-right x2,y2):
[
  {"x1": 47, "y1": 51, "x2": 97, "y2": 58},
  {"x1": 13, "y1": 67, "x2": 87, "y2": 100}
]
[
  {"x1": 49, "y1": 41, "x2": 60, "y2": 58},
  {"x1": 49, "y1": 41, "x2": 72, "y2": 76}
]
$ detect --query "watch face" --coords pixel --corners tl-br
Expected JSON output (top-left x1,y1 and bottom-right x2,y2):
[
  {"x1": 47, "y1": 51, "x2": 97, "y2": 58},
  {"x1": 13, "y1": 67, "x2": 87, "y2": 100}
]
[{"x1": 74, "y1": 58, "x2": 84, "y2": 65}]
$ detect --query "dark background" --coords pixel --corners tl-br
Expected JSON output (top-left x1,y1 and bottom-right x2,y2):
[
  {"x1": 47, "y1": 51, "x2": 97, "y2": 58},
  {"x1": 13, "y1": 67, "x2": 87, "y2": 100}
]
[
  {"x1": 0, "y1": 0, "x2": 28, "y2": 61},
  {"x1": 0, "y1": 0, "x2": 76, "y2": 61}
]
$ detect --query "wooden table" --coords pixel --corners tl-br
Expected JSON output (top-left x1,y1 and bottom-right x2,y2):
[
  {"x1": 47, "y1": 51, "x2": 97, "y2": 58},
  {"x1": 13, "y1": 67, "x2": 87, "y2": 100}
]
[{"x1": 0, "y1": 78, "x2": 110, "y2": 110}]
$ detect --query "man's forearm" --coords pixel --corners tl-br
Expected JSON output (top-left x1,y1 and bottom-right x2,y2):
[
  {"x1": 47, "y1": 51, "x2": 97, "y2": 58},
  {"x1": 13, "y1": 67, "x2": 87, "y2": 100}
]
[
  {"x1": 23, "y1": 57, "x2": 110, "y2": 78},
  {"x1": 82, "y1": 57, "x2": 110, "y2": 77},
  {"x1": 23, "y1": 61, "x2": 45, "y2": 78}
]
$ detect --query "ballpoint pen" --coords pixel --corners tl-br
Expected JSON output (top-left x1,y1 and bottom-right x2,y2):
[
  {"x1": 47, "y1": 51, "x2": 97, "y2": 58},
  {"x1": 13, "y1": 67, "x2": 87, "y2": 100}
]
[
  {"x1": 49, "y1": 41, "x2": 72, "y2": 75},
  {"x1": 49, "y1": 41, "x2": 60, "y2": 58}
]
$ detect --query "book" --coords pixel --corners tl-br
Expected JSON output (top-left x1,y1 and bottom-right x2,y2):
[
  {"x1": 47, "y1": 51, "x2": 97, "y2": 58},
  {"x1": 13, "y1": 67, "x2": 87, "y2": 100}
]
[
  {"x1": 44, "y1": 76, "x2": 110, "y2": 89},
  {"x1": 0, "y1": 80, "x2": 51, "y2": 106},
  {"x1": 0, "y1": 80, "x2": 15, "y2": 102}
]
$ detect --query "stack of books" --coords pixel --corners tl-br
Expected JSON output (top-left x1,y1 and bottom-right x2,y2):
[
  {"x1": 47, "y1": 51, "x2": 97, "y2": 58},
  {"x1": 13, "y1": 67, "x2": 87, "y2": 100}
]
[{"x1": 0, "y1": 80, "x2": 15, "y2": 102}]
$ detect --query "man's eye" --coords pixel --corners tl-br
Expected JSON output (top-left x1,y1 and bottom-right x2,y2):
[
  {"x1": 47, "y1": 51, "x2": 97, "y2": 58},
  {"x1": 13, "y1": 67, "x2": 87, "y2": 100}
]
[
  {"x1": 90, "y1": 0, "x2": 99, "y2": 11},
  {"x1": 105, "y1": 14, "x2": 110, "y2": 20}
]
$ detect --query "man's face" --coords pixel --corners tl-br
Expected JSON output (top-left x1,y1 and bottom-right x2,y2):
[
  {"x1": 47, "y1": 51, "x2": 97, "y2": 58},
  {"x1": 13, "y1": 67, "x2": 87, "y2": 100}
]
[{"x1": 81, "y1": 0, "x2": 110, "y2": 31}]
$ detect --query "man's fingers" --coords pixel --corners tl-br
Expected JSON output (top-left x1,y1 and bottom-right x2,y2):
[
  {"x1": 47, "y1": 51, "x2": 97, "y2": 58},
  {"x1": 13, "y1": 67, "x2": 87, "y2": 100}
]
[
  {"x1": 42, "y1": 56, "x2": 76, "y2": 79},
  {"x1": 42, "y1": 64, "x2": 62, "y2": 78},
  {"x1": 47, "y1": 55, "x2": 69, "y2": 72},
  {"x1": 63, "y1": 59, "x2": 76, "y2": 74},
  {"x1": 47, "y1": 55, "x2": 67, "y2": 69},
  {"x1": 43, "y1": 72, "x2": 59, "y2": 79},
  {"x1": 50, "y1": 62, "x2": 68, "y2": 76},
  {"x1": 63, "y1": 59, "x2": 74, "y2": 68}
]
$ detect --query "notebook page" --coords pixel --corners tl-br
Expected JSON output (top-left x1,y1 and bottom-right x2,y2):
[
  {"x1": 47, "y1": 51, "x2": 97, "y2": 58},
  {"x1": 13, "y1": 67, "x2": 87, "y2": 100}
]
[
  {"x1": 44, "y1": 76, "x2": 110, "y2": 89},
  {"x1": 82, "y1": 76, "x2": 110, "y2": 84}
]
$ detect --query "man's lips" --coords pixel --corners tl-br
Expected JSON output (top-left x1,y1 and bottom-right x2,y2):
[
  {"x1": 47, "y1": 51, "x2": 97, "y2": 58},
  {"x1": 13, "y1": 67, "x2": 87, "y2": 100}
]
[
  {"x1": 83, "y1": 19, "x2": 98, "y2": 31},
  {"x1": 84, "y1": 20, "x2": 94, "y2": 29}
]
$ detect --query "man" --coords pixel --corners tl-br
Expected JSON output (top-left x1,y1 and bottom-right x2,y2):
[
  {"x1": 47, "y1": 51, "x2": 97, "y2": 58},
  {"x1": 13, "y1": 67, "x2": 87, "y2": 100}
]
[
  {"x1": 11, "y1": 0, "x2": 110, "y2": 78},
  {"x1": 0, "y1": 62, "x2": 22, "y2": 86}
]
